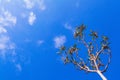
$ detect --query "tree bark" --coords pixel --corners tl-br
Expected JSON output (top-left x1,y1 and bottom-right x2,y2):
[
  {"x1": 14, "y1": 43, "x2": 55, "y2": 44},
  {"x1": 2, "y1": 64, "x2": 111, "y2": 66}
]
[{"x1": 97, "y1": 70, "x2": 107, "y2": 80}]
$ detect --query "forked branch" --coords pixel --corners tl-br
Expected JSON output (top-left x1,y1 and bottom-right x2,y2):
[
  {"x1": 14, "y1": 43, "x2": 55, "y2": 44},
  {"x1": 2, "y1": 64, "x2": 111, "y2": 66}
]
[{"x1": 57, "y1": 24, "x2": 111, "y2": 80}]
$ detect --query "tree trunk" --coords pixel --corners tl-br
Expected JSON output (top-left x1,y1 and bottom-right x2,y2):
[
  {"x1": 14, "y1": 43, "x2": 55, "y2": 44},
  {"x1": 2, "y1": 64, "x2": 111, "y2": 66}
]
[{"x1": 97, "y1": 70, "x2": 107, "y2": 80}]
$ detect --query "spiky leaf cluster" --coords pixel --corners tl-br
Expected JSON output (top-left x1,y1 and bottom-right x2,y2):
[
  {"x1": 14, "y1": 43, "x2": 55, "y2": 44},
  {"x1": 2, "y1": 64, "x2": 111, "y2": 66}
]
[{"x1": 58, "y1": 24, "x2": 111, "y2": 73}]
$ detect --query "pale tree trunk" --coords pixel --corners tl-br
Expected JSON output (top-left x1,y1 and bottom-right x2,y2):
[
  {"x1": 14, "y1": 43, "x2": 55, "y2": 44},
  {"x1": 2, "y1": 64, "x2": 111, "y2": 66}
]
[{"x1": 97, "y1": 70, "x2": 107, "y2": 80}]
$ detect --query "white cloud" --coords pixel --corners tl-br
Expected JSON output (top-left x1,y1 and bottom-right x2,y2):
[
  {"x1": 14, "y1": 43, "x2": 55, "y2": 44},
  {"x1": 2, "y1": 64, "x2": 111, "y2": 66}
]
[
  {"x1": 64, "y1": 23, "x2": 73, "y2": 31},
  {"x1": 23, "y1": 0, "x2": 46, "y2": 11},
  {"x1": 64, "y1": 23, "x2": 75, "y2": 34},
  {"x1": 0, "y1": 34, "x2": 21, "y2": 71},
  {"x1": 23, "y1": 0, "x2": 34, "y2": 9},
  {"x1": 28, "y1": 12, "x2": 36, "y2": 25},
  {"x1": 0, "y1": 36, "x2": 10, "y2": 50},
  {"x1": 0, "y1": 9, "x2": 16, "y2": 57},
  {"x1": 38, "y1": 0, "x2": 46, "y2": 11},
  {"x1": 54, "y1": 35, "x2": 66, "y2": 48},
  {"x1": 0, "y1": 8, "x2": 16, "y2": 61},
  {"x1": 0, "y1": 27, "x2": 7, "y2": 33},
  {"x1": 37, "y1": 40, "x2": 44, "y2": 45},
  {"x1": 0, "y1": 10, "x2": 17, "y2": 27},
  {"x1": 15, "y1": 64, "x2": 22, "y2": 72},
  {"x1": 0, "y1": 35, "x2": 15, "y2": 58}
]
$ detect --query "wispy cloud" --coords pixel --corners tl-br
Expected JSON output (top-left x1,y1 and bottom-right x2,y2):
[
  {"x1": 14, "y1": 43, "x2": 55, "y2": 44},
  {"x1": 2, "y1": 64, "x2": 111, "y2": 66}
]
[
  {"x1": 28, "y1": 12, "x2": 36, "y2": 25},
  {"x1": 0, "y1": 26, "x2": 7, "y2": 33},
  {"x1": 0, "y1": 36, "x2": 10, "y2": 50},
  {"x1": 64, "y1": 23, "x2": 75, "y2": 33},
  {"x1": 0, "y1": 35, "x2": 15, "y2": 58},
  {"x1": 0, "y1": 0, "x2": 46, "y2": 71},
  {"x1": 0, "y1": 9, "x2": 16, "y2": 54},
  {"x1": 38, "y1": 0, "x2": 46, "y2": 11},
  {"x1": 64, "y1": 23, "x2": 73, "y2": 31},
  {"x1": 0, "y1": 9, "x2": 16, "y2": 57},
  {"x1": 37, "y1": 40, "x2": 44, "y2": 45},
  {"x1": 23, "y1": 0, "x2": 34, "y2": 9},
  {"x1": 0, "y1": 9, "x2": 17, "y2": 27},
  {"x1": 54, "y1": 35, "x2": 66, "y2": 48},
  {"x1": 23, "y1": 0, "x2": 46, "y2": 11},
  {"x1": 0, "y1": 8, "x2": 19, "y2": 70},
  {"x1": 15, "y1": 63, "x2": 22, "y2": 72}
]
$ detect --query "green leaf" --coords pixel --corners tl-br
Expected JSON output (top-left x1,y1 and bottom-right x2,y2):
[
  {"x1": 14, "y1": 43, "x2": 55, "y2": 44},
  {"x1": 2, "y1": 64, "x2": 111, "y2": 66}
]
[
  {"x1": 74, "y1": 24, "x2": 86, "y2": 38},
  {"x1": 60, "y1": 46, "x2": 66, "y2": 51},
  {"x1": 64, "y1": 56, "x2": 70, "y2": 64},
  {"x1": 102, "y1": 36, "x2": 109, "y2": 41},
  {"x1": 90, "y1": 30, "x2": 98, "y2": 40}
]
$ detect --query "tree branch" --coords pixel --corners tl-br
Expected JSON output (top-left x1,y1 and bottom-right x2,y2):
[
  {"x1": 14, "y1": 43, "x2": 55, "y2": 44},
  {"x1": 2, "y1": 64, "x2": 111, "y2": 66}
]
[
  {"x1": 101, "y1": 50, "x2": 111, "y2": 73},
  {"x1": 81, "y1": 39, "x2": 91, "y2": 56},
  {"x1": 95, "y1": 48, "x2": 104, "y2": 60}
]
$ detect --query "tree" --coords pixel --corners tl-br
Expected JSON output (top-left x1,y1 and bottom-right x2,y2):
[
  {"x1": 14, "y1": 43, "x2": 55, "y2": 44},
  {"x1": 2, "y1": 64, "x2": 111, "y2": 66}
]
[{"x1": 57, "y1": 24, "x2": 111, "y2": 80}]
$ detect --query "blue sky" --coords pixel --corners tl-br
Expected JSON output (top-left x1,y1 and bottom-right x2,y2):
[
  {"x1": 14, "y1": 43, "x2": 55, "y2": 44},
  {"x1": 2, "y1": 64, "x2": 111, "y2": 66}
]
[{"x1": 0, "y1": 0, "x2": 119, "y2": 80}]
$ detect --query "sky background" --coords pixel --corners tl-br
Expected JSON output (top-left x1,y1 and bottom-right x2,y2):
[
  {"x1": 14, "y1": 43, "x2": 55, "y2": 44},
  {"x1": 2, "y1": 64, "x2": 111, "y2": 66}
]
[{"x1": 0, "y1": 0, "x2": 120, "y2": 80}]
